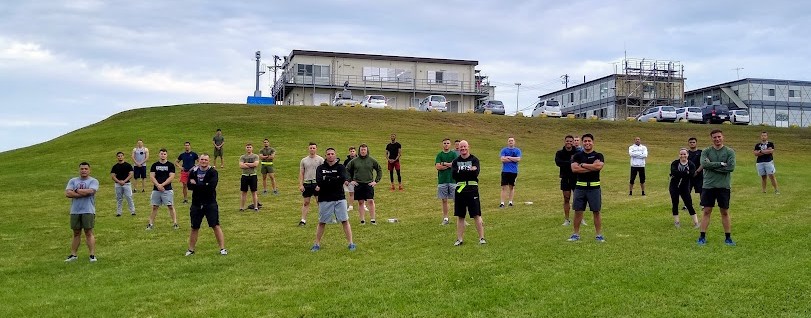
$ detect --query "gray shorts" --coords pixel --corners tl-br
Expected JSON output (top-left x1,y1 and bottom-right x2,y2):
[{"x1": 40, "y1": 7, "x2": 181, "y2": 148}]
[
  {"x1": 319, "y1": 200, "x2": 349, "y2": 223},
  {"x1": 343, "y1": 183, "x2": 355, "y2": 193},
  {"x1": 756, "y1": 161, "x2": 776, "y2": 176},
  {"x1": 437, "y1": 183, "x2": 456, "y2": 199},
  {"x1": 151, "y1": 190, "x2": 174, "y2": 206},
  {"x1": 573, "y1": 188, "x2": 601, "y2": 212}
]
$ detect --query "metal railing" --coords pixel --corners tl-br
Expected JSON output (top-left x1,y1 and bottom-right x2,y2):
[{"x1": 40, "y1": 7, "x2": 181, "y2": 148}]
[{"x1": 272, "y1": 72, "x2": 489, "y2": 98}]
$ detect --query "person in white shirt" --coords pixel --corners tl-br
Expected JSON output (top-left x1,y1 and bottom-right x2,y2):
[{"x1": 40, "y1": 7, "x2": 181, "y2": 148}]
[{"x1": 628, "y1": 137, "x2": 648, "y2": 196}]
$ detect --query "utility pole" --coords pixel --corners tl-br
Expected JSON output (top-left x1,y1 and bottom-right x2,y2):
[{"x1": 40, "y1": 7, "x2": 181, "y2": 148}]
[
  {"x1": 561, "y1": 74, "x2": 569, "y2": 88},
  {"x1": 254, "y1": 51, "x2": 265, "y2": 97},
  {"x1": 515, "y1": 83, "x2": 521, "y2": 113},
  {"x1": 732, "y1": 67, "x2": 744, "y2": 79}
]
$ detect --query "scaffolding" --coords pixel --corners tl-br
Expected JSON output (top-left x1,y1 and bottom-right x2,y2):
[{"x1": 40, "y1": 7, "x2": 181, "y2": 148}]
[{"x1": 615, "y1": 58, "x2": 685, "y2": 118}]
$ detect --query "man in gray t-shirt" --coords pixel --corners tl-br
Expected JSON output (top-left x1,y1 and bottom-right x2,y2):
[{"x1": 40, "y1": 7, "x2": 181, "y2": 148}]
[{"x1": 64, "y1": 162, "x2": 100, "y2": 263}]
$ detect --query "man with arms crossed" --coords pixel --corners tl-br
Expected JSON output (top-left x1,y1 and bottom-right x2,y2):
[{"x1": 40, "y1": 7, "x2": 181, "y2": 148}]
[
  {"x1": 499, "y1": 137, "x2": 522, "y2": 208},
  {"x1": 147, "y1": 148, "x2": 178, "y2": 230},
  {"x1": 452, "y1": 140, "x2": 486, "y2": 246},
  {"x1": 185, "y1": 154, "x2": 227, "y2": 256},
  {"x1": 65, "y1": 162, "x2": 99, "y2": 262},
  {"x1": 698, "y1": 129, "x2": 737, "y2": 246},
  {"x1": 385, "y1": 133, "x2": 404, "y2": 191},
  {"x1": 436, "y1": 138, "x2": 457, "y2": 225},
  {"x1": 212, "y1": 128, "x2": 225, "y2": 168},
  {"x1": 310, "y1": 148, "x2": 356, "y2": 252},
  {"x1": 628, "y1": 136, "x2": 648, "y2": 196},
  {"x1": 239, "y1": 143, "x2": 261, "y2": 211},
  {"x1": 175, "y1": 141, "x2": 199, "y2": 204},
  {"x1": 569, "y1": 134, "x2": 606, "y2": 243},
  {"x1": 299, "y1": 142, "x2": 324, "y2": 226},
  {"x1": 110, "y1": 152, "x2": 135, "y2": 216},
  {"x1": 260, "y1": 138, "x2": 279, "y2": 195},
  {"x1": 754, "y1": 131, "x2": 779, "y2": 194},
  {"x1": 131, "y1": 139, "x2": 149, "y2": 192},
  {"x1": 554, "y1": 135, "x2": 585, "y2": 226},
  {"x1": 346, "y1": 144, "x2": 383, "y2": 225}
]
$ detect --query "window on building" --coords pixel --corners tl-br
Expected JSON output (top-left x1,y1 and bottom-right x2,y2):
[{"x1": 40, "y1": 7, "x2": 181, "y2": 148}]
[
  {"x1": 690, "y1": 99, "x2": 695, "y2": 106},
  {"x1": 643, "y1": 83, "x2": 655, "y2": 93},
  {"x1": 297, "y1": 64, "x2": 329, "y2": 78},
  {"x1": 789, "y1": 90, "x2": 800, "y2": 98},
  {"x1": 428, "y1": 71, "x2": 459, "y2": 85},
  {"x1": 363, "y1": 67, "x2": 413, "y2": 82},
  {"x1": 569, "y1": 92, "x2": 574, "y2": 103},
  {"x1": 768, "y1": 89, "x2": 775, "y2": 96},
  {"x1": 580, "y1": 89, "x2": 587, "y2": 100}
]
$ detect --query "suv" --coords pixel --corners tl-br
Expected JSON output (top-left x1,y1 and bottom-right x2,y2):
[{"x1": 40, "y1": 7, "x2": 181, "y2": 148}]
[
  {"x1": 419, "y1": 95, "x2": 447, "y2": 112},
  {"x1": 676, "y1": 107, "x2": 702, "y2": 122},
  {"x1": 532, "y1": 100, "x2": 562, "y2": 117},
  {"x1": 475, "y1": 100, "x2": 505, "y2": 115},
  {"x1": 730, "y1": 109, "x2": 750, "y2": 125},
  {"x1": 637, "y1": 106, "x2": 678, "y2": 122},
  {"x1": 701, "y1": 105, "x2": 730, "y2": 124},
  {"x1": 361, "y1": 95, "x2": 387, "y2": 108}
]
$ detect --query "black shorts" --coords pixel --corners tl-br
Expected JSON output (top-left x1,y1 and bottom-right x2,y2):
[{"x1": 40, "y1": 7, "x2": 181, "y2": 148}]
[
  {"x1": 133, "y1": 166, "x2": 147, "y2": 179},
  {"x1": 501, "y1": 172, "x2": 517, "y2": 186},
  {"x1": 454, "y1": 190, "x2": 481, "y2": 218},
  {"x1": 190, "y1": 203, "x2": 220, "y2": 229},
  {"x1": 573, "y1": 188, "x2": 602, "y2": 212},
  {"x1": 630, "y1": 167, "x2": 646, "y2": 184},
  {"x1": 240, "y1": 175, "x2": 258, "y2": 192},
  {"x1": 700, "y1": 188, "x2": 730, "y2": 209},
  {"x1": 302, "y1": 183, "x2": 318, "y2": 198},
  {"x1": 354, "y1": 183, "x2": 375, "y2": 200},
  {"x1": 560, "y1": 176, "x2": 577, "y2": 191},
  {"x1": 691, "y1": 175, "x2": 703, "y2": 194}
]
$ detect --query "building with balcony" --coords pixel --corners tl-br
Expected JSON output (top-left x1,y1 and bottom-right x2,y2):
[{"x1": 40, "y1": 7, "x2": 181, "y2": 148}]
[{"x1": 271, "y1": 50, "x2": 491, "y2": 112}]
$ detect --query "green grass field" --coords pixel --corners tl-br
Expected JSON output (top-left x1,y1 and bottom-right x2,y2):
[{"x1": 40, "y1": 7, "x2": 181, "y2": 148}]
[{"x1": 1, "y1": 104, "x2": 810, "y2": 317}]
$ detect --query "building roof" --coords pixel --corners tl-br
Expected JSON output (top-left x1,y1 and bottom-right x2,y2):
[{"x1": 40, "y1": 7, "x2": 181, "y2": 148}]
[
  {"x1": 288, "y1": 50, "x2": 478, "y2": 66},
  {"x1": 686, "y1": 78, "x2": 811, "y2": 94}
]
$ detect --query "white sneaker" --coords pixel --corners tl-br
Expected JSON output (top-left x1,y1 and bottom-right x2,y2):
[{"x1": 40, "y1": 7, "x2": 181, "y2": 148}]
[
  {"x1": 185, "y1": 250, "x2": 195, "y2": 256},
  {"x1": 479, "y1": 238, "x2": 487, "y2": 245},
  {"x1": 441, "y1": 218, "x2": 449, "y2": 225},
  {"x1": 220, "y1": 249, "x2": 228, "y2": 255},
  {"x1": 562, "y1": 219, "x2": 571, "y2": 226},
  {"x1": 89, "y1": 255, "x2": 97, "y2": 262}
]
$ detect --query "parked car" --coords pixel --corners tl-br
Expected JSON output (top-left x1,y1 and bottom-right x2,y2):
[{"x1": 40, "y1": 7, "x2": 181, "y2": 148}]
[
  {"x1": 419, "y1": 95, "x2": 447, "y2": 112},
  {"x1": 701, "y1": 104, "x2": 731, "y2": 124},
  {"x1": 532, "y1": 99, "x2": 562, "y2": 117},
  {"x1": 676, "y1": 107, "x2": 703, "y2": 122},
  {"x1": 730, "y1": 109, "x2": 750, "y2": 125},
  {"x1": 332, "y1": 96, "x2": 356, "y2": 107},
  {"x1": 475, "y1": 100, "x2": 505, "y2": 115},
  {"x1": 361, "y1": 95, "x2": 387, "y2": 108},
  {"x1": 637, "y1": 106, "x2": 678, "y2": 122}
]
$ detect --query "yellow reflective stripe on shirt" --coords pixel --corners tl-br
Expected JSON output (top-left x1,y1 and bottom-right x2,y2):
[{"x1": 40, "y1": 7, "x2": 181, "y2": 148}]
[
  {"x1": 456, "y1": 181, "x2": 478, "y2": 192},
  {"x1": 261, "y1": 162, "x2": 274, "y2": 165},
  {"x1": 575, "y1": 181, "x2": 600, "y2": 186}
]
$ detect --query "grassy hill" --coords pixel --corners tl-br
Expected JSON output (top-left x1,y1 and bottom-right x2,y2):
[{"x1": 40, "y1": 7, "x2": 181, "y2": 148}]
[{"x1": 1, "y1": 104, "x2": 810, "y2": 317}]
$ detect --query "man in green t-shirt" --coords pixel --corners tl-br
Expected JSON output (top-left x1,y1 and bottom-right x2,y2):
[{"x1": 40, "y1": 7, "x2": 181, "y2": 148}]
[
  {"x1": 435, "y1": 138, "x2": 457, "y2": 225},
  {"x1": 239, "y1": 143, "x2": 260, "y2": 211},
  {"x1": 212, "y1": 129, "x2": 225, "y2": 168},
  {"x1": 259, "y1": 138, "x2": 278, "y2": 195}
]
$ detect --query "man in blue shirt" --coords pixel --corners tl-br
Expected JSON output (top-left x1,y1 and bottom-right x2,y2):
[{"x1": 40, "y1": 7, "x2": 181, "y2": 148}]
[
  {"x1": 176, "y1": 141, "x2": 199, "y2": 204},
  {"x1": 499, "y1": 137, "x2": 522, "y2": 208}
]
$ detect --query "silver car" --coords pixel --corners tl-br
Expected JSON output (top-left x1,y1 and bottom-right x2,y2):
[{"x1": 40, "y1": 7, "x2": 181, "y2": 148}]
[
  {"x1": 419, "y1": 95, "x2": 447, "y2": 112},
  {"x1": 638, "y1": 106, "x2": 678, "y2": 122}
]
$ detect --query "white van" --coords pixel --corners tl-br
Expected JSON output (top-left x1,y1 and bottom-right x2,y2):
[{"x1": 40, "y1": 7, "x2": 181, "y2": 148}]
[
  {"x1": 532, "y1": 100, "x2": 562, "y2": 117},
  {"x1": 419, "y1": 95, "x2": 447, "y2": 112}
]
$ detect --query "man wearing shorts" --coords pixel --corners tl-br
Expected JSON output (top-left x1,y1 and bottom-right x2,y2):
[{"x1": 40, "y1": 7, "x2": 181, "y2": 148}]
[
  {"x1": 569, "y1": 134, "x2": 606, "y2": 243},
  {"x1": 239, "y1": 143, "x2": 261, "y2": 212},
  {"x1": 343, "y1": 146, "x2": 358, "y2": 211},
  {"x1": 299, "y1": 142, "x2": 324, "y2": 226},
  {"x1": 452, "y1": 140, "x2": 486, "y2": 246},
  {"x1": 310, "y1": 148, "x2": 356, "y2": 252},
  {"x1": 185, "y1": 154, "x2": 227, "y2": 256},
  {"x1": 435, "y1": 138, "x2": 457, "y2": 225},
  {"x1": 175, "y1": 141, "x2": 199, "y2": 204},
  {"x1": 131, "y1": 139, "x2": 149, "y2": 192},
  {"x1": 259, "y1": 139, "x2": 278, "y2": 195},
  {"x1": 499, "y1": 137, "x2": 522, "y2": 208},
  {"x1": 346, "y1": 143, "x2": 382, "y2": 225},
  {"x1": 110, "y1": 151, "x2": 135, "y2": 216},
  {"x1": 385, "y1": 133, "x2": 403, "y2": 191},
  {"x1": 65, "y1": 162, "x2": 99, "y2": 262},
  {"x1": 698, "y1": 129, "x2": 737, "y2": 246},
  {"x1": 212, "y1": 129, "x2": 225, "y2": 168},
  {"x1": 628, "y1": 137, "x2": 648, "y2": 196},
  {"x1": 147, "y1": 148, "x2": 177, "y2": 230},
  {"x1": 554, "y1": 135, "x2": 582, "y2": 226},
  {"x1": 754, "y1": 131, "x2": 779, "y2": 194}
]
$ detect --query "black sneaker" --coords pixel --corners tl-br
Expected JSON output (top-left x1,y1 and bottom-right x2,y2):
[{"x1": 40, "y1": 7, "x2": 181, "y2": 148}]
[
  {"x1": 247, "y1": 204, "x2": 255, "y2": 209},
  {"x1": 360, "y1": 220, "x2": 366, "y2": 225},
  {"x1": 89, "y1": 255, "x2": 97, "y2": 262},
  {"x1": 183, "y1": 199, "x2": 188, "y2": 204},
  {"x1": 185, "y1": 249, "x2": 195, "y2": 256},
  {"x1": 257, "y1": 203, "x2": 263, "y2": 208},
  {"x1": 65, "y1": 255, "x2": 78, "y2": 262},
  {"x1": 115, "y1": 213, "x2": 121, "y2": 217},
  {"x1": 298, "y1": 220, "x2": 306, "y2": 226},
  {"x1": 239, "y1": 208, "x2": 245, "y2": 212}
]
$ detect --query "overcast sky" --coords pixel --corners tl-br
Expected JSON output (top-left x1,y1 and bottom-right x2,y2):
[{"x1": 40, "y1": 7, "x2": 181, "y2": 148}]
[{"x1": 1, "y1": 0, "x2": 809, "y2": 151}]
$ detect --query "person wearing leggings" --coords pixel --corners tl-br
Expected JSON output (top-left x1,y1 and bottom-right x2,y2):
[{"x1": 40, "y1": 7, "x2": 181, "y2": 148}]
[{"x1": 670, "y1": 148, "x2": 699, "y2": 228}]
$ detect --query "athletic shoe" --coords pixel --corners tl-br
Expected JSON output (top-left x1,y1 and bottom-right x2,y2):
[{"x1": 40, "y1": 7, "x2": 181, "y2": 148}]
[
  {"x1": 310, "y1": 244, "x2": 320, "y2": 252},
  {"x1": 674, "y1": 221, "x2": 681, "y2": 228},
  {"x1": 629, "y1": 191, "x2": 632, "y2": 196},
  {"x1": 348, "y1": 243, "x2": 356, "y2": 251},
  {"x1": 220, "y1": 249, "x2": 228, "y2": 255},
  {"x1": 562, "y1": 219, "x2": 571, "y2": 226},
  {"x1": 499, "y1": 203, "x2": 505, "y2": 208},
  {"x1": 441, "y1": 218, "x2": 449, "y2": 225},
  {"x1": 682, "y1": 206, "x2": 687, "y2": 210},
  {"x1": 273, "y1": 189, "x2": 279, "y2": 195},
  {"x1": 479, "y1": 238, "x2": 487, "y2": 245},
  {"x1": 360, "y1": 220, "x2": 366, "y2": 225},
  {"x1": 399, "y1": 185, "x2": 404, "y2": 191},
  {"x1": 263, "y1": 189, "x2": 268, "y2": 195},
  {"x1": 239, "y1": 208, "x2": 245, "y2": 212},
  {"x1": 453, "y1": 240, "x2": 463, "y2": 246},
  {"x1": 697, "y1": 237, "x2": 707, "y2": 246},
  {"x1": 641, "y1": 192, "x2": 646, "y2": 196},
  {"x1": 298, "y1": 220, "x2": 306, "y2": 227},
  {"x1": 131, "y1": 212, "x2": 136, "y2": 216},
  {"x1": 65, "y1": 255, "x2": 78, "y2": 262},
  {"x1": 142, "y1": 189, "x2": 145, "y2": 193},
  {"x1": 724, "y1": 238, "x2": 736, "y2": 246},
  {"x1": 146, "y1": 223, "x2": 154, "y2": 230},
  {"x1": 173, "y1": 223, "x2": 179, "y2": 230},
  {"x1": 508, "y1": 202, "x2": 513, "y2": 207},
  {"x1": 257, "y1": 203, "x2": 263, "y2": 208},
  {"x1": 182, "y1": 199, "x2": 188, "y2": 204},
  {"x1": 581, "y1": 219, "x2": 588, "y2": 226},
  {"x1": 89, "y1": 255, "x2": 97, "y2": 262},
  {"x1": 116, "y1": 213, "x2": 121, "y2": 217},
  {"x1": 254, "y1": 208, "x2": 260, "y2": 212},
  {"x1": 185, "y1": 250, "x2": 195, "y2": 256},
  {"x1": 775, "y1": 190, "x2": 780, "y2": 195},
  {"x1": 567, "y1": 234, "x2": 581, "y2": 242},
  {"x1": 595, "y1": 235, "x2": 605, "y2": 243},
  {"x1": 370, "y1": 219, "x2": 377, "y2": 225},
  {"x1": 247, "y1": 204, "x2": 255, "y2": 209}
]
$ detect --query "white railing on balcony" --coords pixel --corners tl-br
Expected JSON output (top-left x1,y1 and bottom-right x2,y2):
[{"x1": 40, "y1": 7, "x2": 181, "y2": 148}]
[{"x1": 272, "y1": 72, "x2": 489, "y2": 98}]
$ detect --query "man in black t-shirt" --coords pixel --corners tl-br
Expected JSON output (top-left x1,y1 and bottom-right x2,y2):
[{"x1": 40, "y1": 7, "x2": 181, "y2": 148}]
[
  {"x1": 451, "y1": 140, "x2": 486, "y2": 246},
  {"x1": 554, "y1": 135, "x2": 578, "y2": 226},
  {"x1": 110, "y1": 151, "x2": 135, "y2": 216},
  {"x1": 569, "y1": 134, "x2": 606, "y2": 243},
  {"x1": 185, "y1": 154, "x2": 228, "y2": 256},
  {"x1": 385, "y1": 133, "x2": 403, "y2": 191},
  {"x1": 148, "y1": 148, "x2": 177, "y2": 230},
  {"x1": 753, "y1": 131, "x2": 780, "y2": 194},
  {"x1": 687, "y1": 137, "x2": 704, "y2": 195}
]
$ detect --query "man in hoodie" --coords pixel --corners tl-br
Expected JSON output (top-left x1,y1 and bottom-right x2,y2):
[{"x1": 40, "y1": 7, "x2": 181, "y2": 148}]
[
  {"x1": 310, "y1": 148, "x2": 355, "y2": 252},
  {"x1": 345, "y1": 144, "x2": 383, "y2": 225},
  {"x1": 628, "y1": 137, "x2": 648, "y2": 196},
  {"x1": 184, "y1": 154, "x2": 227, "y2": 256}
]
